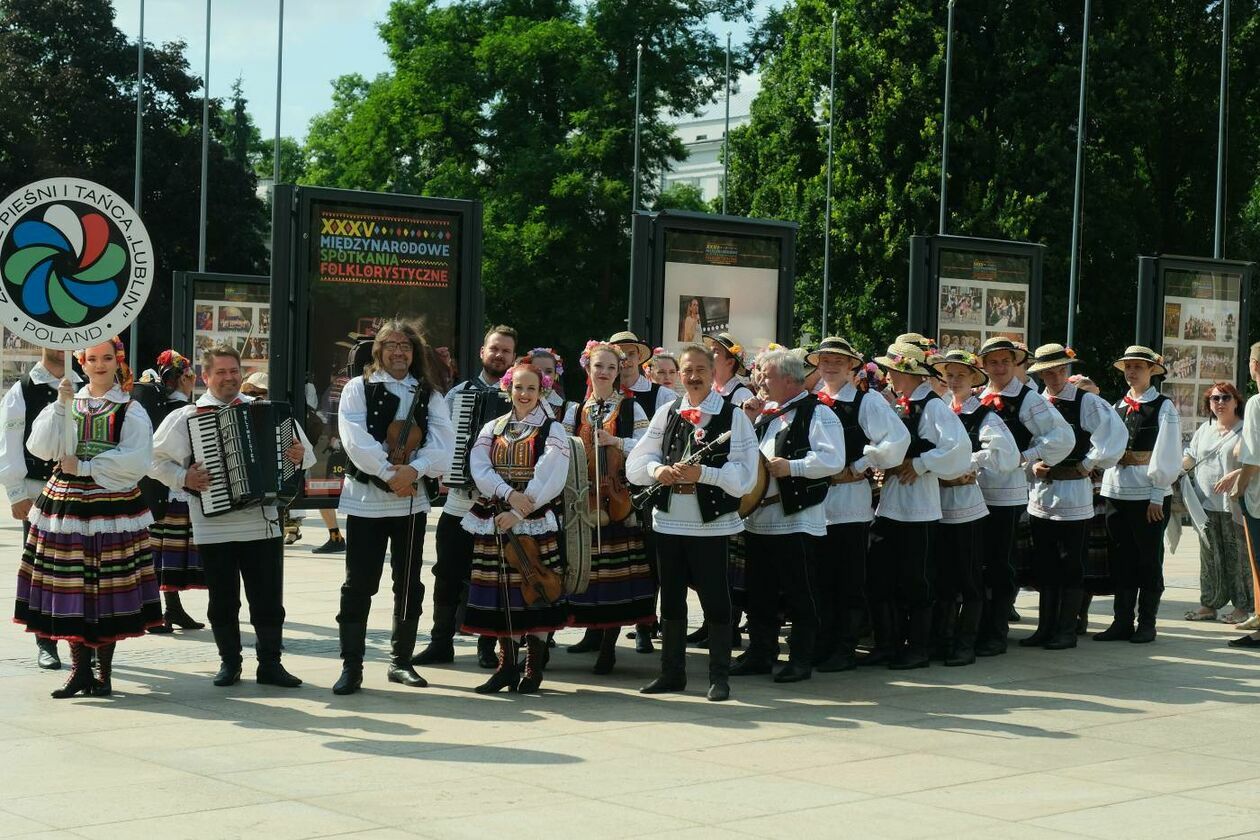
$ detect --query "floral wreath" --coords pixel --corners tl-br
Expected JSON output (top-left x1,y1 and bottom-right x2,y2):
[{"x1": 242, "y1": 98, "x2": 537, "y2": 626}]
[
  {"x1": 527, "y1": 347, "x2": 564, "y2": 377},
  {"x1": 74, "y1": 336, "x2": 134, "y2": 392},
  {"x1": 1064, "y1": 346, "x2": 1077, "y2": 359},
  {"x1": 156, "y1": 349, "x2": 191, "y2": 374},
  {"x1": 499, "y1": 363, "x2": 553, "y2": 393},
  {"x1": 578, "y1": 339, "x2": 625, "y2": 371},
  {"x1": 884, "y1": 353, "x2": 920, "y2": 374}
]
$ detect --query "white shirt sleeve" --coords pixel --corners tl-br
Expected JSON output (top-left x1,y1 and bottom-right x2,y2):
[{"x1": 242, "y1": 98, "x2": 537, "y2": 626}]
[
  {"x1": 1080, "y1": 392, "x2": 1128, "y2": 472},
  {"x1": 0, "y1": 381, "x2": 31, "y2": 503},
  {"x1": 150, "y1": 405, "x2": 194, "y2": 491},
  {"x1": 1020, "y1": 390, "x2": 1075, "y2": 466},
  {"x1": 469, "y1": 418, "x2": 505, "y2": 500},
  {"x1": 78, "y1": 402, "x2": 153, "y2": 491},
  {"x1": 788, "y1": 405, "x2": 845, "y2": 479},
  {"x1": 26, "y1": 402, "x2": 68, "y2": 463},
  {"x1": 1147, "y1": 399, "x2": 1183, "y2": 503},
  {"x1": 973, "y1": 411, "x2": 1019, "y2": 474},
  {"x1": 853, "y1": 393, "x2": 910, "y2": 473},
  {"x1": 913, "y1": 400, "x2": 972, "y2": 479},
  {"x1": 337, "y1": 377, "x2": 394, "y2": 481},
  {"x1": 625, "y1": 404, "x2": 670, "y2": 486}
]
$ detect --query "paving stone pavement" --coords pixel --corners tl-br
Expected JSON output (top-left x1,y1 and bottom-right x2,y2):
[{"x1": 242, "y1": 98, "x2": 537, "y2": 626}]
[{"x1": 2, "y1": 513, "x2": 1259, "y2": 840}]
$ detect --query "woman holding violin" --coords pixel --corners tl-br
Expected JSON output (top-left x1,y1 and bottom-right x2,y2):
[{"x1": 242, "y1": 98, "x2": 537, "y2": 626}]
[
  {"x1": 462, "y1": 362, "x2": 572, "y2": 693},
  {"x1": 332, "y1": 321, "x2": 455, "y2": 696},
  {"x1": 563, "y1": 341, "x2": 655, "y2": 674}
]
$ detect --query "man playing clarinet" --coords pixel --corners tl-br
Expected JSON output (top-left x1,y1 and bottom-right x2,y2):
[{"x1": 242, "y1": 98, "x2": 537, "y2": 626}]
[
  {"x1": 626, "y1": 342, "x2": 759, "y2": 701},
  {"x1": 151, "y1": 344, "x2": 315, "y2": 688},
  {"x1": 332, "y1": 321, "x2": 454, "y2": 695}
]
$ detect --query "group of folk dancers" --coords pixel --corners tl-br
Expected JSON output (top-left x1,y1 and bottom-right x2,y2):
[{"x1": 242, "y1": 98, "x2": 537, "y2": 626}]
[{"x1": 7, "y1": 321, "x2": 1252, "y2": 703}]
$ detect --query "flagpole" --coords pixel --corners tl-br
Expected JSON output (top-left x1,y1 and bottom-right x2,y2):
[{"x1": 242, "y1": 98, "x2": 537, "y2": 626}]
[
  {"x1": 198, "y1": 0, "x2": 211, "y2": 273},
  {"x1": 938, "y1": 0, "x2": 955, "y2": 234},
  {"x1": 821, "y1": 10, "x2": 837, "y2": 335},
  {"x1": 1214, "y1": 0, "x2": 1230, "y2": 259},
  {"x1": 722, "y1": 32, "x2": 731, "y2": 215},
  {"x1": 273, "y1": 0, "x2": 284, "y2": 186},
  {"x1": 129, "y1": 0, "x2": 144, "y2": 356},
  {"x1": 1066, "y1": 0, "x2": 1091, "y2": 347},
  {"x1": 627, "y1": 42, "x2": 643, "y2": 323}
]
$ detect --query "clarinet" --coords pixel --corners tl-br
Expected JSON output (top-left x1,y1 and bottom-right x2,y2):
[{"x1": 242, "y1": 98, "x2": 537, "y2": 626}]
[{"x1": 631, "y1": 430, "x2": 733, "y2": 511}]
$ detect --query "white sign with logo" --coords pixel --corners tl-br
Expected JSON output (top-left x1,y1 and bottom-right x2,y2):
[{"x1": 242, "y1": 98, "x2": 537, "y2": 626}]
[{"x1": 0, "y1": 177, "x2": 152, "y2": 349}]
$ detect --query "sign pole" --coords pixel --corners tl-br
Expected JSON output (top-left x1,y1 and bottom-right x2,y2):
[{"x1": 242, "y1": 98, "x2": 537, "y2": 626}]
[
  {"x1": 273, "y1": 0, "x2": 284, "y2": 187},
  {"x1": 938, "y1": 0, "x2": 955, "y2": 235},
  {"x1": 1214, "y1": 0, "x2": 1230, "y2": 260},
  {"x1": 198, "y1": 0, "x2": 211, "y2": 273},
  {"x1": 1066, "y1": 0, "x2": 1091, "y2": 347},
  {"x1": 627, "y1": 42, "x2": 643, "y2": 323},
  {"x1": 821, "y1": 10, "x2": 837, "y2": 336},
  {"x1": 722, "y1": 32, "x2": 731, "y2": 215},
  {"x1": 129, "y1": 0, "x2": 144, "y2": 358}
]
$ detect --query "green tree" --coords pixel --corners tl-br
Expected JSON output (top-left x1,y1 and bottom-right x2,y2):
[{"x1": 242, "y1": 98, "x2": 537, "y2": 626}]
[
  {"x1": 653, "y1": 182, "x2": 710, "y2": 212},
  {"x1": 0, "y1": 0, "x2": 269, "y2": 364}
]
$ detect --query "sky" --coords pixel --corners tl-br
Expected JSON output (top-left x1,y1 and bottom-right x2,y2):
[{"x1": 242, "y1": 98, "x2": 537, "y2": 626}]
[{"x1": 111, "y1": 0, "x2": 781, "y2": 143}]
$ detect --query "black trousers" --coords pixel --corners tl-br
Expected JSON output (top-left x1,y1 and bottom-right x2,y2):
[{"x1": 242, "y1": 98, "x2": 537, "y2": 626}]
[
  {"x1": 1106, "y1": 497, "x2": 1171, "y2": 593},
  {"x1": 657, "y1": 532, "x2": 731, "y2": 625},
  {"x1": 430, "y1": 511, "x2": 473, "y2": 611},
  {"x1": 868, "y1": 517, "x2": 933, "y2": 609},
  {"x1": 744, "y1": 531, "x2": 820, "y2": 633},
  {"x1": 1030, "y1": 516, "x2": 1089, "y2": 589},
  {"x1": 338, "y1": 513, "x2": 426, "y2": 625},
  {"x1": 982, "y1": 505, "x2": 1019, "y2": 604},
  {"x1": 814, "y1": 522, "x2": 868, "y2": 633},
  {"x1": 935, "y1": 518, "x2": 985, "y2": 602},
  {"x1": 201, "y1": 537, "x2": 285, "y2": 631}
]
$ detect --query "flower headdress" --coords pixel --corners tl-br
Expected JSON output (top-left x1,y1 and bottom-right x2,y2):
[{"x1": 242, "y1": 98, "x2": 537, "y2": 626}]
[
  {"x1": 156, "y1": 349, "x2": 192, "y2": 374},
  {"x1": 499, "y1": 362, "x2": 553, "y2": 393},
  {"x1": 578, "y1": 340, "x2": 625, "y2": 371},
  {"x1": 528, "y1": 347, "x2": 564, "y2": 377},
  {"x1": 74, "y1": 336, "x2": 133, "y2": 392}
]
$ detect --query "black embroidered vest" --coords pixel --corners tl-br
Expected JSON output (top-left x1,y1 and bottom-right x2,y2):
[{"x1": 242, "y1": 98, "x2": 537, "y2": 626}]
[
  {"x1": 826, "y1": 392, "x2": 870, "y2": 466},
  {"x1": 989, "y1": 385, "x2": 1034, "y2": 451},
  {"x1": 18, "y1": 372, "x2": 58, "y2": 481},
  {"x1": 346, "y1": 377, "x2": 431, "y2": 490},
  {"x1": 658, "y1": 399, "x2": 740, "y2": 522},
  {"x1": 1115, "y1": 394, "x2": 1169, "y2": 451},
  {"x1": 1050, "y1": 390, "x2": 1093, "y2": 466},
  {"x1": 958, "y1": 403, "x2": 994, "y2": 454},
  {"x1": 754, "y1": 394, "x2": 829, "y2": 515},
  {"x1": 901, "y1": 391, "x2": 942, "y2": 458}
]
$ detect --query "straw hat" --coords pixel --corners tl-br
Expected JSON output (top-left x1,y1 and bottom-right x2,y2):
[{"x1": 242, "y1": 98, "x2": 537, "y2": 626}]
[
  {"x1": 931, "y1": 349, "x2": 989, "y2": 388},
  {"x1": 790, "y1": 346, "x2": 817, "y2": 374},
  {"x1": 874, "y1": 342, "x2": 936, "y2": 377},
  {"x1": 807, "y1": 336, "x2": 863, "y2": 367},
  {"x1": 241, "y1": 371, "x2": 270, "y2": 393},
  {"x1": 702, "y1": 332, "x2": 749, "y2": 375},
  {"x1": 977, "y1": 336, "x2": 1030, "y2": 366},
  {"x1": 608, "y1": 331, "x2": 651, "y2": 361},
  {"x1": 1112, "y1": 345, "x2": 1167, "y2": 377},
  {"x1": 1026, "y1": 343, "x2": 1080, "y2": 375}
]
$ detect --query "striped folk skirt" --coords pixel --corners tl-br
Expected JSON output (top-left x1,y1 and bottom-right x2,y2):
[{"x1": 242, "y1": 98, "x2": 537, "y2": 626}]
[
  {"x1": 463, "y1": 531, "x2": 569, "y2": 637},
  {"x1": 13, "y1": 474, "x2": 162, "y2": 646},
  {"x1": 151, "y1": 499, "x2": 204, "y2": 592},
  {"x1": 567, "y1": 519, "x2": 657, "y2": 629}
]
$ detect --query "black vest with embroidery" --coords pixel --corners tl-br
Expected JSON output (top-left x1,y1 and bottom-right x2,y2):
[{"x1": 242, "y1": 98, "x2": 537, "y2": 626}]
[
  {"x1": 989, "y1": 385, "x2": 1034, "y2": 451},
  {"x1": 1115, "y1": 394, "x2": 1169, "y2": 451},
  {"x1": 632, "y1": 382, "x2": 662, "y2": 418},
  {"x1": 18, "y1": 372, "x2": 58, "y2": 481},
  {"x1": 901, "y1": 391, "x2": 941, "y2": 458},
  {"x1": 1050, "y1": 390, "x2": 1093, "y2": 466},
  {"x1": 755, "y1": 394, "x2": 829, "y2": 515},
  {"x1": 658, "y1": 399, "x2": 740, "y2": 522},
  {"x1": 345, "y1": 376, "x2": 431, "y2": 490},
  {"x1": 958, "y1": 403, "x2": 993, "y2": 454},
  {"x1": 825, "y1": 392, "x2": 870, "y2": 466}
]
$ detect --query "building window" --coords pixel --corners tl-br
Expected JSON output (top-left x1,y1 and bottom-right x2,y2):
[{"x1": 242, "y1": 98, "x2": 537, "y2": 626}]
[{"x1": 695, "y1": 134, "x2": 707, "y2": 141}]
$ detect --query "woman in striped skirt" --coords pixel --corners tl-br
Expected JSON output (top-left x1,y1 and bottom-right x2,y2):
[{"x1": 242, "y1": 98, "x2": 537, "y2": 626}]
[
  {"x1": 13, "y1": 337, "x2": 162, "y2": 698},
  {"x1": 564, "y1": 341, "x2": 654, "y2": 674}
]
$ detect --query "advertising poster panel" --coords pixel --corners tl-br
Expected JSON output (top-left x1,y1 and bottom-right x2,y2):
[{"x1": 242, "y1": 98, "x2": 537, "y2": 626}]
[
  {"x1": 302, "y1": 199, "x2": 463, "y2": 499},
  {"x1": 934, "y1": 248, "x2": 1033, "y2": 353},
  {"x1": 190, "y1": 278, "x2": 270, "y2": 392}
]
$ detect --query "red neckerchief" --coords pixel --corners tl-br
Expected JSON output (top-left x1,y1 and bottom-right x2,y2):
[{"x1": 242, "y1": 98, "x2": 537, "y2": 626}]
[
  {"x1": 1123, "y1": 395, "x2": 1142, "y2": 415},
  {"x1": 951, "y1": 401, "x2": 963, "y2": 414},
  {"x1": 980, "y1": 392, "x2": 1004, "y2": 412},
  {"x1": 679, "y1": 407, "x2": 702, "y2": 426},
  {"x1": 621, "y1": 387, "x2": 635, "y2": 399},
  {"x1": 1048, "y1": 394, "x2": 1059, "y2": 405},
  {"x1": 896, "y1": 395, "x2": 911, "y2": 412},
  {"x1": 816, "y1": 391, "x2": 837, "y2": 407}
]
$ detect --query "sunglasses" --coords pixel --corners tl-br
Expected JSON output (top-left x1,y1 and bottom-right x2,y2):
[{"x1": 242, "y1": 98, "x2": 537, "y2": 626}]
[{"x1": 1210, "y1": 394, "x2": 1233, "y2": 403}]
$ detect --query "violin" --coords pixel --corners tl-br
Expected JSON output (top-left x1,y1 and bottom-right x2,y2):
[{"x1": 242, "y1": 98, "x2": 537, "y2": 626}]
[
  {"x1": 584, "y1": 399, "x2": 633, "y2": 526},
  {"x1": 495, "y1": 501, "x2": 564, "y2": 605},
  {"x1": 386, "y1": 386, "x2": 425, "y2": 465}
]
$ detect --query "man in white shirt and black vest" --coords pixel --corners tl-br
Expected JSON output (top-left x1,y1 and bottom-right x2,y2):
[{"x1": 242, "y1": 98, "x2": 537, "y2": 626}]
[
  {"x1": 331, "y1": 322, "x2": 455, "y2": 695},
  {"x1": 627, "y1": 342, "x2": 759, "y2": 701},
  {"x1": 0, "y1": 349, "x2": 80, "y2": 670},
  {"x1": 151, "y1": 344, "x2": 316, "y2": 687},
  {"x1": 412, "y1": 325, "x2": 516, "y2": 669},
  {"x1": 809, "y1": 337, "x2": 910, "y2": 671},
  {"x1": 975, "y1": 336, "x2": 1074, "y2": 656},
  {"x1": 730, "y1": 348, "x2": 845, "y2": 683}
]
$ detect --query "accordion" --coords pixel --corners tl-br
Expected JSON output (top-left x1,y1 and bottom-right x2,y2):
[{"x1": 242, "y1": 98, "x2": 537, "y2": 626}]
[
  {"x1": 445, "y1": 388, "x2": 511, "y2": 488},
  {"x1": 187, "y1": 400, "x2": 302, "y2": 517}
]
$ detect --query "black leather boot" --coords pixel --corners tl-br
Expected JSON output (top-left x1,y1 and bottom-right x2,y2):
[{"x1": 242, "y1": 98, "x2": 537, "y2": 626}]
[
  {"x1": 1130, "y1": 589, "x2": 1162, "y2": 644},
  {"x1": 164, "y1": 592, "x2": 205, "y2": 630},
  {"x1": 412, "y1": 603, "x2": 457, "y2": 665},
  {"x1": 332, "y1": 622, "x2": 366, "y2": 695},
  {"x1": 858, "y1": 603, "x2": 898, "y2": 667},
  {"x1": 641, "y1": 619, "x2": 687, "y2": 694},
  {"x1": 1019, "y1": 588, "x2": 1058, "y2": 647},
  {"x1": 817, "y1": 608, "x2": 864, "y2": 672},
  {"x1": 729, "y1": 621, "x2": 776, "y2": 676},
  {"x1": 1094, "y1": 590, "x2": 1137, "y2": 641},
  {"x1": 477, "y1": 634, "x2": 498, "y2": 668},
  {"x1": 254, "y1": 626, "x2": 302, "y2": 687},
  {"x1": 974, "y1": 597, "x2": 1009, "y2": 657},
  {"x1": 685, "y1": 624, "x2": 710, "y2": 648},
  {"x1": 475, "y1": 638, "x2": 519, "y2": 694},
  {"x1": 567, "y1": 627, "x2": 601, "y2": 653},
  {"x1": 51, "y1": 643, "x2": 96, "y2": 699},
  {"x1": 930, "y1": 600, "x2": 955, "y2": 661},
  {"x1": 1044, "y1": 588, "x2": 1083, "y2": 650},
  {"x1": 517, "y1": 636, "x2": 547, "y2": 693},
  {"x1": 890, "y1": 608, "x2": 932, "y2": 670},
  {"x1": 706, "y1": 622, "x2": 732, "y2": 701},
  {"x1": 35, "y1": 637, "x2": 60, "y2": 670},
  {"x1": 211, "y1": 622, "x2": 243, "y2": 686},
  {"x1": 634, "y1": 621, "x2": 656, "y2": 654},
  {"x1": 1076, "y1": 593, "x2": 1093, "y2": 635},
  {"x1": 776, "y1": 620, "x2": 814, "y2": 683},
  {"x1": 593, "y1": 628, "x2": 618, "y2": 675},
  {"x1": 90, "y1": 642, "x2": 115, "y2": 696},
  {"x1": 387, "y1": 617, "x2": 428, "y2": 688},
  {"x1": 946, "y1": 600, "x2": 983, "y2": 666}
]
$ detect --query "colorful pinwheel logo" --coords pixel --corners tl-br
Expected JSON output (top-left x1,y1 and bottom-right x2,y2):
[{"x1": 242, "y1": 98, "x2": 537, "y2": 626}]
[{"x1": 1, "y1": 205, "x2": 124, "y2": 325}]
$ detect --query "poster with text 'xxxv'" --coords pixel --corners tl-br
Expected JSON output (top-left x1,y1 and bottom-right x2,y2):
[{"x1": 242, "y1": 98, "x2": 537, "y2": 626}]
[
  {"x1": 661, "y1": 231, "x2": 780, "y2": 352},
  {"x1": 305, "y1": 201, "x2": 461, "y2": 497}
]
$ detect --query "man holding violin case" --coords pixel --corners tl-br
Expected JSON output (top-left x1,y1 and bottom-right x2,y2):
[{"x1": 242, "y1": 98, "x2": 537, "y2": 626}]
[
  {"x1": 331, "y1": 321, "x2": 454, "y2": 696},
  {"x1": 627, "y1": 342, "x2": 759, "y2": 701}
]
